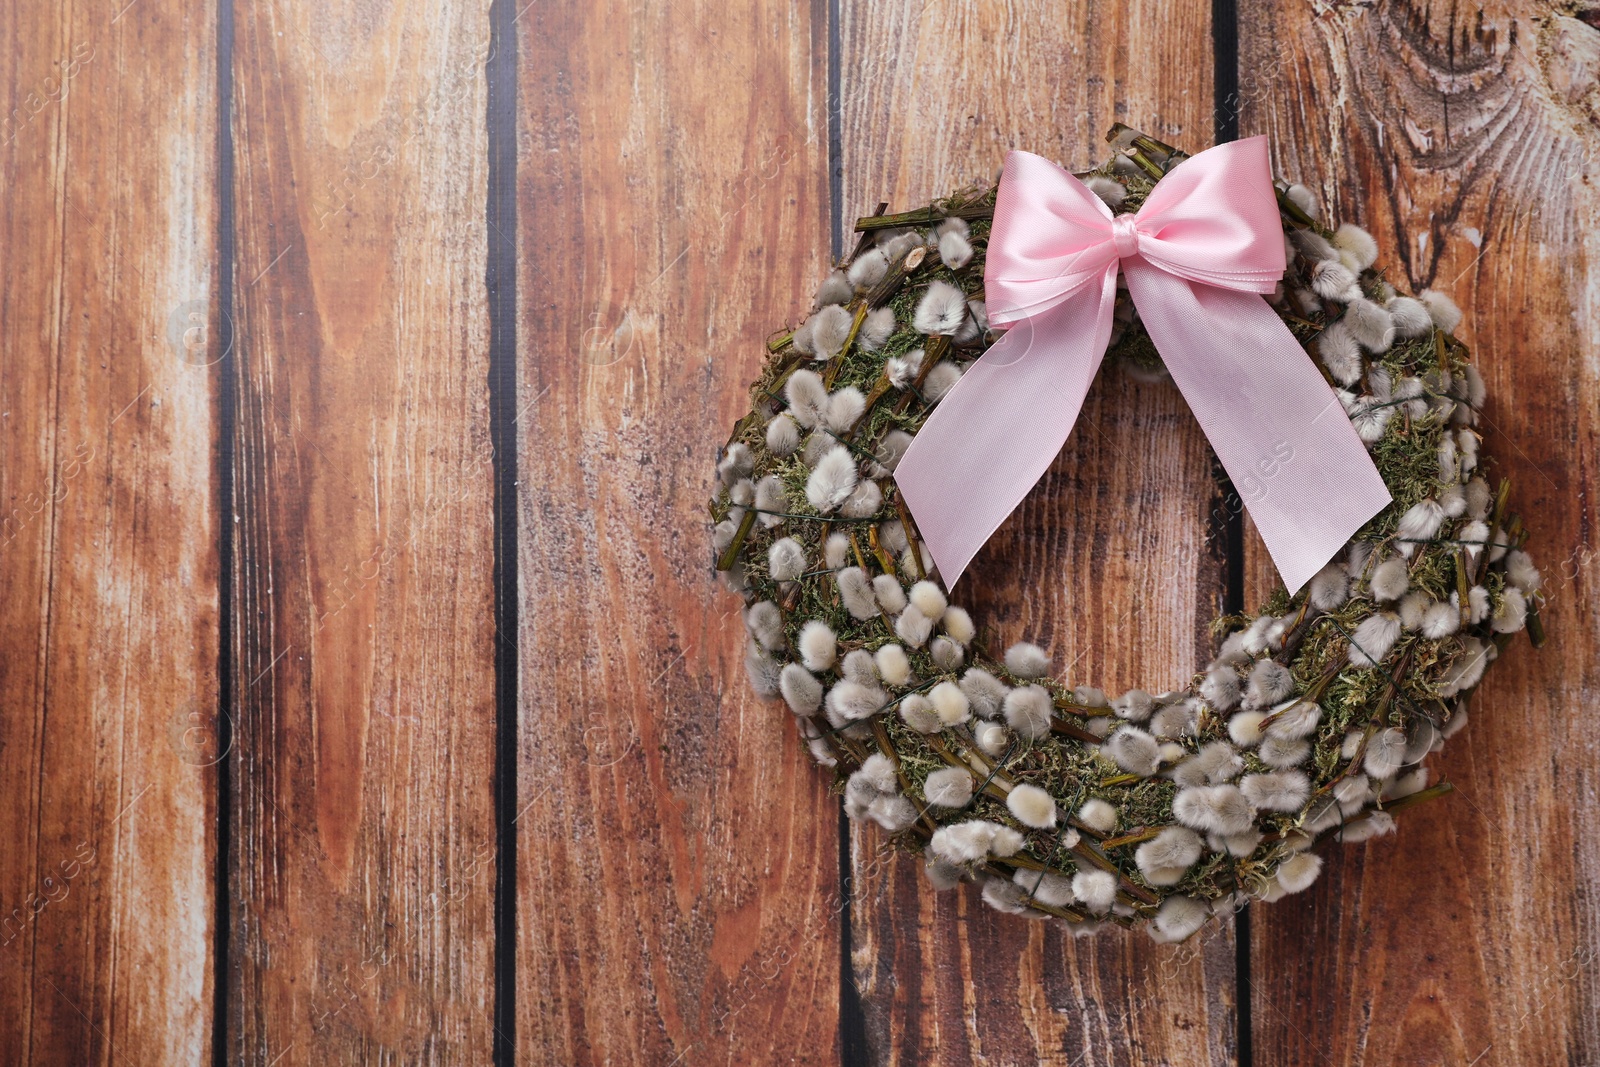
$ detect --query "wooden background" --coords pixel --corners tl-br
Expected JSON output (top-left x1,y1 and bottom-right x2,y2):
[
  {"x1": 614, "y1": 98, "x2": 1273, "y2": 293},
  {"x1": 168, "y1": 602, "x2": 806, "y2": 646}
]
[{"x1": 0, "y1": 0, "x2": 1594, "y2": 1063}]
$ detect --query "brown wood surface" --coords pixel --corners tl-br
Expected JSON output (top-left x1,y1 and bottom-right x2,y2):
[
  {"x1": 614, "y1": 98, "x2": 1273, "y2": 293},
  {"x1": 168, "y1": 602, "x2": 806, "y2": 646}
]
[
  {"x1": 837, "y1": 3, "x2": 1239, "y2": 1065},
  {"x1": 228, "y1": 2, "x2": 498, "y2": 1062},
  {"x1": 3, "y1": 0, "x2": 1598, "y2": 1063},
  {"x1": 514, "y1": 2, "x2": 843, "y2": 1065},
  {"x1": 1239, "y1": 1, "x2": 1600, "y2": 1063},
  {"x1": 0, "y1": 2, "x2": 219, "y2": 1063}
]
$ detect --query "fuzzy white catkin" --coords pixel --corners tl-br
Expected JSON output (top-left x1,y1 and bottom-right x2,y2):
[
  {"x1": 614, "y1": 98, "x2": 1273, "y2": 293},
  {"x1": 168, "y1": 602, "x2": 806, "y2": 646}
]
[
  {"x1": 1004, "y1": 642, "x2": 1051, "y2": 679},
  {"x1": 1077, "y1": 798, "x2": 1118, "y2": 834},
  {"x1": 1343, "y1": 297, "x2": 1395, "y2": 352},
  {"x1": 1137, "y1": 827, "x2": 1202, "y2": 876},
  {"x1": 1241, "y1": 771, "x2": 1310, "y2": 812},
  {"x1": 960, "y1": 669, "x2": 1008, "y2": 719},
  {"x1": 1265, "y1": 700, "x2": 1321, "y2": 741},
  {"x1": 1420, "y1": 289, "x2": 1463, "y2": 333},
  {"x1": 872, "y1": 429, "x2": 913, "y2": 474},
  {"x1": 898, "y1": 693, "x2": 941, "y2": 734},
  {"x1": 1387, "y1": 295, "x2": 1432, "y2": 337},
  {"x1": 929, "y1": 681, "x2": 971, "y2": 726},
  {"x1": 1174, "y1": 785, "x2": 1255, "y2": 835},
  {"x1": 929, "y1": 636, "x2": 964, "y2": 672},
  {"x1": 1151, "y1": 896, "x2": 1209, "y2": 943},
  {"x1": 913, "y1": 280, "x2": 969, "y2": 336},
  {"x1": 874, "y1": 643, "x2": 910, "y2": 686},
  {"x1": 857, "y1": 306, "x2": 896, "y2": 352},
  {"x1": 1348, "y1": 612, "x2": 1402, "y2": 668},
  {"x1": 823, "y1": 533, "x2": 851, "y2": 571},
  {"x1": 1003, "y1": 685, "x2": 1054, "y2": 741},
  {"x1": 753, "y1": 475, "x2": 789, "y2": 529},
  {"x1": 871, "y1": 574, "x2": 908, "y2": 615},
  {"x1": 938, "y1": 230, "x2": 974, "y2": 269},
  {"x1": 815, "y1": 270, "x2": 852, "y2": 308},
  {"x1": 1398, "y1": 591, "x2": 1431, "y2": 631},
  {"x1": 1244, "y1": 660, "x2": 1294, "y2": 709},
  {"x1": 744, "y1": 641, "x2": 781, "y2": 696},
  {"x1": 1505, "y1": 550, "x2": 1542, "y2": 593},
  {"x1": 765, "y1": 414, "x2": 800, "y2": 457},
  {"x1": 841, "y1": 649, "x2": 878, "y2": 687},
  {"x1": 1106, "y1": 727, "x2": 1161, "y2": 776},
  {"x1": 825, "y1": 387, "x2": 866, "y2": 435},
  {"x1": 1228, "y1": 711, "x2": 1267, "y2": 748},
  {"x1": 1194, "y1": 740, "x2": 1244, "y2": 784},
  {"x1": 785, "y1": 369, "x2": 829, "y2": 428},
  {"x1": 808, "y1": 304, "x2": 855, "y2": 361},
  {"x1": 1013, "y1": 868, "x2": 1075, "y2": 909},
  {"x1": 908, "y1": 580, "x2": 947, "y2": 619},
  {"x1": 885, "y1": 350, "x2": 922, "y2": 391},
  {"x1": 1258, "y1": 735, "x2": 1310, "y2": 769},
  {"x1": 1311, "y1": 260, "x2": 1357, "y2": 300},
  {"x1": 1113, "y1": 689, "x2": 1155, "y2": 722},
  {"x1": 923, "y1": 361, "x2": 964, "y2": 403},
  {"x1": 1491, "y1": 587, "x2": 1528, "y2": 634},
  {"x1": 1370, "y1": 557, "x2": 1410, "y2": 602},
  {"x1": 1007, "y1": 784, "x2": 1057, "y2": 829},
  {"x1": 1363, "y1": 727, "x2": 1407, "y2": 779},
  {"x1": 1200, "y1": 667, "x2": 1241, "y2": 712},
  {"x1": 894, "y1": 605, "x2": 934, "y2": 648},
  {"x1": 942, "y1": 605, "x2": 976, "y2": 646},
  {"x1": 923, "y1": 767, "x2": 974, "y2": 809},
  {"x1": 838, "y1": 479, "x2": 882, "y2": 520},
  {"x1": 779, "y1": 664, "x2": 823, "y2": 715},
  {"x1": 744, "y1": 600, "x2": 784, "y2": 651},
  {"x1": 1316, "y1": 321, "x2": 1363, "y2": 386},
  {"x1": 1284, "y1": 183, "x2": 1318, "y2": 220},
  {"x1": 806, "y1": 446, "x2": 858, "y2": 513},
  {"x1": 797, "y1": 620, "x2": 836, "y2": 671},
  {"x1": 1333, "y1": 223, "x2": 1379, "y2": 271},
  {"x1": 767, "y1": 537, "x2": 805, "y2": 582},
  {"x1": 1420, "y1": 599, "x2": 1460, "y2": 638},
  {"x1": 836, "y1": 567, "x2": 879, "y2": 621},
  {"x1": 826, "y1": 680, "x2": 887, "y2": 723},
  {"x1": 1395, "y1": 498, "x2": 1445, "y2": 558},
  {"x1": 847, "y1": 248, "x2": 889, "y2": 291},
  {"x1": 1276, "y1": 851, "x2": 1323, "y2": 894}
]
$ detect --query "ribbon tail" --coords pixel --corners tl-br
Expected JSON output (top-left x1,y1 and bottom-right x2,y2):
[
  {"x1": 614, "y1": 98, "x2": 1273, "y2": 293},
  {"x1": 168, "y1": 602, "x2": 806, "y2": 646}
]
[
  {"x1": 1124, "y1": 262, "x2": 1392, "y2": 595},
  {"x1": 894, "y1": 272, "x2": 1118, "y2": 588}
]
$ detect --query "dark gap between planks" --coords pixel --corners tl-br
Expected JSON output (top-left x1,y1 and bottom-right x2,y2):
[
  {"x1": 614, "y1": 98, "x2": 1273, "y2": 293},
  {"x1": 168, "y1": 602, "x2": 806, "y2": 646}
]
[
  {"x1": 1211, "y1": 0, "x2": 1253, "y2": 1060},
  {"x1": 487, "y1": 0, "x2": 521, "y2": 1061}
]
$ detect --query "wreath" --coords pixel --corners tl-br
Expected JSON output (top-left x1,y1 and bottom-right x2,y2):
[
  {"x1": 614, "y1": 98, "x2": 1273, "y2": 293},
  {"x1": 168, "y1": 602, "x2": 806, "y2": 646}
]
[{"x1": 709, "y1": 125, "x2": 1543, "y2": 941}]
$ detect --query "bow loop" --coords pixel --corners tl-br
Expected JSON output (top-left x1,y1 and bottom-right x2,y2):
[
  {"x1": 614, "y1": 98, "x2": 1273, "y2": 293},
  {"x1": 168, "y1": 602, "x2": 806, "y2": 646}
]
[{"x1": 895, "y1": 136, "x2": 1392, "y2": 596}]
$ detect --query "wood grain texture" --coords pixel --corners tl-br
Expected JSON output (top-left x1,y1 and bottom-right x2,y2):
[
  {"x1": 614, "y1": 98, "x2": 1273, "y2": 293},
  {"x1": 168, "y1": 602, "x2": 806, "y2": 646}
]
[
  {"x1": 514, "y1": 2, "x2": 842, "y2": 1065},
  {"x1": 0, "y1": 2, "x2": 218, "y2": 1063},
  {"x1": 228, "y1": 2, "x2": 497, "y2": 1061},
  {"x1": 837, "y1": 3, "x2": 1239, "y2": 1064},
  {"x1": 1239, "y1": 1, "x2": 1600, "y2": 1062}
]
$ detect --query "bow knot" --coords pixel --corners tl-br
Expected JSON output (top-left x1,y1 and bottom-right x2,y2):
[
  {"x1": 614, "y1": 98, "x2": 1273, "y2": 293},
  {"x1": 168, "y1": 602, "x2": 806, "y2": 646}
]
[
  {"x1": 1110, "y1": 214, "x2": 1140, "y2": 259},
  {"x1": 894, "y1": 137, "x2": 1392, "y2": 596}
]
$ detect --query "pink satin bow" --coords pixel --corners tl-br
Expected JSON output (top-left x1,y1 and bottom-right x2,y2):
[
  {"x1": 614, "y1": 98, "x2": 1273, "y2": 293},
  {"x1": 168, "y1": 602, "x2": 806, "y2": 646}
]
[{"x1": 894, "y1": 137, "x2": 1391, "y2": 596}]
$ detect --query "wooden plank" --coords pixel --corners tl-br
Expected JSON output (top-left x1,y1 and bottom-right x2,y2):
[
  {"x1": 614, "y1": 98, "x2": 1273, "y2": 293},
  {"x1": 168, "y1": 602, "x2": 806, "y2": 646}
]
[
  {"x1": 514, "y1": 2, "x2": 841, "y2": 1064},
  {"x1": 0, "y1": 2, "x2": 218, "y2": 1063},
  {"x1": 837, "y1": 3, "x2": 1239, "y2": 1064},
  {"x1": 1240, "y1": 2, "x2": 1600, "y2": 1062},
  {"x1": 228, "y1": 3, "x2": 498, "y2": 1062}
]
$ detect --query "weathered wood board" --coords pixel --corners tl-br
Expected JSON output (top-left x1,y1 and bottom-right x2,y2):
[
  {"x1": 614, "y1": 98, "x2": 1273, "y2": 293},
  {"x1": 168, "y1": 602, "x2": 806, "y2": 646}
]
[
  {"x1": 514, "y1": 1, "x2": 843, "y2": 1064},
  {"x1": 0, "y1": 1, "x2": 219, "y2": 1062},
  {"x1": 837, "y1": 2, "x2": 1239, "y2": 1064},
  {"x1": 1240, "y1": 1, "x2": 1600, "y2": 1062},
  {"x1": 227, "y1": 1, "x2": 498, "y2": 1062}
]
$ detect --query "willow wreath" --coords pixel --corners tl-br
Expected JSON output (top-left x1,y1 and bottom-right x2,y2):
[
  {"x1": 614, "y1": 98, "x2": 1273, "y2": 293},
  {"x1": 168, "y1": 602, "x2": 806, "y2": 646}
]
[{"x1": 709, "y1": 125, "x2": 1543, "y2": 941}]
